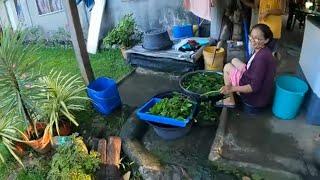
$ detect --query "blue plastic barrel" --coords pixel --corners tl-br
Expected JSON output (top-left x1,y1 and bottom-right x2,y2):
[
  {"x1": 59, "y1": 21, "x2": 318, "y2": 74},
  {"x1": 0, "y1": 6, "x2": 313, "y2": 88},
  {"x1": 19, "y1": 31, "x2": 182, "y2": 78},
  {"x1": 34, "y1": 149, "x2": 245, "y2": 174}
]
[
  {"x1": 272, "y1": 75, "x2": 308, "y2": 120},
  {"x1": 172, "y1": 24, "x2": 193, "y2": 39},
  {"x1": 87, "y1": 77, "x2": 121, "y2": 115}
]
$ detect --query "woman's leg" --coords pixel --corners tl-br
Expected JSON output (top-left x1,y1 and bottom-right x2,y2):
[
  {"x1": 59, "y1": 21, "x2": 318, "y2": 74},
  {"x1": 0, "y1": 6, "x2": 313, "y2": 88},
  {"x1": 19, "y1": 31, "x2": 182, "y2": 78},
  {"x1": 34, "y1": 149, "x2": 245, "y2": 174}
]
[
  {"x1": 223, "y1": 63, "x2": 234, "y2": 86},
  {"x1": 231, "y1": 58, "x2": 246, "y2": 70},
  {"x1": 219, "y1": 63, "x2": 236, "y2": 106}
]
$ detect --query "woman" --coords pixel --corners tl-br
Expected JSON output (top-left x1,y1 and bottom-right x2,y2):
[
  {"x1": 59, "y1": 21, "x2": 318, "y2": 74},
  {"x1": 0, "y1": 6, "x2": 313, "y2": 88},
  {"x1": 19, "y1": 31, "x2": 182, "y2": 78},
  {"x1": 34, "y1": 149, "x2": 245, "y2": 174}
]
[{"x1": 216, "y1": 24, "x2": 276, "y2": 108}]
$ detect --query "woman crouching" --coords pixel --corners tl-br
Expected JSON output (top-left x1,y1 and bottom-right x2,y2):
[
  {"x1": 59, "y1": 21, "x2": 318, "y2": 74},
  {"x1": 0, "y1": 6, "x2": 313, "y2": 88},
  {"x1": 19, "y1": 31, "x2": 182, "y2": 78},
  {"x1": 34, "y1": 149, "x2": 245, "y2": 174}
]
[{"x1": 216, "y1": 24, "x2": 276, "y2": 108}]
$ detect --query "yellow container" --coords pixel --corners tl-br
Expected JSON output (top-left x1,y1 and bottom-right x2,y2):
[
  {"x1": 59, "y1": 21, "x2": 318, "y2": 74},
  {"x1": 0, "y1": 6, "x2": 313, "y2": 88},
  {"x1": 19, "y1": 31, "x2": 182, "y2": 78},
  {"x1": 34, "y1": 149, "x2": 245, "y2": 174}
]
[{"x1": 203, "y1": 46, "x2": 225, "y2": 71}]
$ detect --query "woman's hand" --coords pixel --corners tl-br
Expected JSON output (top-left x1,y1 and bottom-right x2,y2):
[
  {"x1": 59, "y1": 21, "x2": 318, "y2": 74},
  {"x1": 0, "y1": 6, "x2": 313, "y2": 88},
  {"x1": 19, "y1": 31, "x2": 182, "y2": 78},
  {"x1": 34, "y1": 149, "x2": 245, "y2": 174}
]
[
  {"x1": 220, "y1": 85, "x2": 234, "y2": 95},
  {"x1": 259, "y1": 11, "x2": 270, "y2": 21}
]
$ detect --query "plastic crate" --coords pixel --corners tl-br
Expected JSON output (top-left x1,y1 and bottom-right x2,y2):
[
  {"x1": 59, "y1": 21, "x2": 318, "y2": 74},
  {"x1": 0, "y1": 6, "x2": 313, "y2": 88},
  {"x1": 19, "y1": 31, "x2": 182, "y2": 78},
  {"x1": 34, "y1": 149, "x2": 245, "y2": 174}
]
[{"x1": 136, "y1": 97, "x2": 196, "y2": 127}]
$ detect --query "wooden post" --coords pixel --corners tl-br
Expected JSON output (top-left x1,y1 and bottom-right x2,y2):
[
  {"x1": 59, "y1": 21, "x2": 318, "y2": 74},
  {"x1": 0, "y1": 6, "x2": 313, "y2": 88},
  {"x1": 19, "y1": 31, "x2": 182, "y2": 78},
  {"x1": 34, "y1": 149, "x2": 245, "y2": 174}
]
[{"x1": 63, "y1": 0, "x2": 95, "y2": 85}]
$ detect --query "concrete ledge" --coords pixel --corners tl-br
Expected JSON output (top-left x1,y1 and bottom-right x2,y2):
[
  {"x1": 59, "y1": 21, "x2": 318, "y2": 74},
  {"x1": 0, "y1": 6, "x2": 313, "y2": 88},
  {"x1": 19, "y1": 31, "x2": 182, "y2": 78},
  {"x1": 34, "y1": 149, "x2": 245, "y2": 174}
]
[
  {"x1": 208, "y1": 107, "x2": 228, "y2": 161},
  {"x1": 208, "y1": 107, "x2": 305, "y2": 179}
]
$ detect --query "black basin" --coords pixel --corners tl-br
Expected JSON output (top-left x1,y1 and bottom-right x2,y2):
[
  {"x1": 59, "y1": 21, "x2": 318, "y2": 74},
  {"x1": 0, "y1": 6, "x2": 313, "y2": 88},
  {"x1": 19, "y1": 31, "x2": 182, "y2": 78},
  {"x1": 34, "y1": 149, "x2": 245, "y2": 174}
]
[
  {"x1": 142, "y1": 29, "x2": 173, "y2": 50},
  {"x1": 179, "y1": 70, "x2": 224, "y2": 102}
]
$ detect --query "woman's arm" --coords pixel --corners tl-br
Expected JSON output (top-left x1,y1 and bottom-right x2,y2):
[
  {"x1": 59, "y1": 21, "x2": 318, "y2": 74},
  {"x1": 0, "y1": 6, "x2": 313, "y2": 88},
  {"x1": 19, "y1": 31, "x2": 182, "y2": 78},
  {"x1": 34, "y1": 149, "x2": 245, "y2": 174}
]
[
  {"x1": 260, "y1": 0, "x2": 285, "y2": 20},
  {"x1": 241, "y1": 0, "x2": 255, "y2": 8},
  {"x1": 233, "y1": 84, "x2": 253, "y2": 93},
  {"x1": 220, "y1": 84, "x2": 253, "y2": 94}
]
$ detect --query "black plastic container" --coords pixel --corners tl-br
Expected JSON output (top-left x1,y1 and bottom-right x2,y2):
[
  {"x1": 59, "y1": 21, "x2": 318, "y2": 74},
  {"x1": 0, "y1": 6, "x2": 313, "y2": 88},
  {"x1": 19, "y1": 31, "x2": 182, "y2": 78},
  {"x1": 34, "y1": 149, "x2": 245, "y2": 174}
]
[
  {"x1": 142, "y1": 29, "x2": 173, "y2": 50},
  {"x1": 147, "y1": 121, "x2": 193, "y2": 140},
  {"x1": 179, "y1": 70, "x2": 224, "y2": 102}
]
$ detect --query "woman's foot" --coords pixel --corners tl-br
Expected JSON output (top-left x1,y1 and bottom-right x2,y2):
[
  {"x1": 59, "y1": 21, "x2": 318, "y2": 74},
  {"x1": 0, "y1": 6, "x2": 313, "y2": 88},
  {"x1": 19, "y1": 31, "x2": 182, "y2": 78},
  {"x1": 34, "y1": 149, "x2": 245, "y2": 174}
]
[{"x1": 215, "y1": 97, "x2": 236, "y2": 108}]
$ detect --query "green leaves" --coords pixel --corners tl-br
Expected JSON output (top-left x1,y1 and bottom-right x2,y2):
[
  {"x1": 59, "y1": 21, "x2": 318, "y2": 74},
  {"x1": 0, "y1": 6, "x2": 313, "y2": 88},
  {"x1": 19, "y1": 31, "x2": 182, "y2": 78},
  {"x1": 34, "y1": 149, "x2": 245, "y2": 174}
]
[
  {"x1": 38, "y1": 71, "x2": 88, "y2": 137},
  {"x1": 182, "y1": 72, "x2": 224, "y2": 95},
  {"x1": 0, "y1": 27, "x2": 42, "y2": 127},
  {"x1": 149, "y1": 94, "x2": 194, "y2": 121},
  {"x1": 103, "y1": 13, "x2": 142, "y2": 48},
  {"x1": 0, "y1": 112, "x2": 24, "y2": 167},
  {"x1": 48, "y1": 135, "x2": 100, "y2": 180}
]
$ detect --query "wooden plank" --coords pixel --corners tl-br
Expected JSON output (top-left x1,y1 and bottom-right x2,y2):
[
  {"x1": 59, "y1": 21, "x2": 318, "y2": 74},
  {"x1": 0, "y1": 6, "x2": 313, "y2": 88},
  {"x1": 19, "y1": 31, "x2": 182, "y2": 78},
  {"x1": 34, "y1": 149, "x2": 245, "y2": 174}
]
[
  {"x1": 105, "y1": 136, "x2": 122, "y2": 179},
  {"x1": 98, "y1": 139, "x2": 107, "y2": 165},
  {"x1": 63, "y1": 0, "x2": 95, "y2": 85},
  {"x1": 86, "y1": 0, "x2": 106, "y2": 54}
]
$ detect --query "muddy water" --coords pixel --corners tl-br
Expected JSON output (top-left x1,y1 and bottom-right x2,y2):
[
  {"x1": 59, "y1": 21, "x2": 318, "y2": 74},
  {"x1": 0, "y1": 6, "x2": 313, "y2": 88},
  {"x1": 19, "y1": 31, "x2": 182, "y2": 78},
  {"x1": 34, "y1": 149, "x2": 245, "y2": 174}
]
[{"x1": 118, "y1": 70, "x2": 180, "y2": 108}]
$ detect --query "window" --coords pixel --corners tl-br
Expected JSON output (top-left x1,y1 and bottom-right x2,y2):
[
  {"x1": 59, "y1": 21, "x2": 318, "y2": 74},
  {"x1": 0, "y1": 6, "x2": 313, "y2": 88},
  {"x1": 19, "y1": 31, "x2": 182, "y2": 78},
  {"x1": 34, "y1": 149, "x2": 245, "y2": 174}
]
[
  {"x1": 36, "y1": 0, "x2": 63, "y2": 15},
  {"x1": 14, "y1": 0, "x2": 25, "y2": 22}
]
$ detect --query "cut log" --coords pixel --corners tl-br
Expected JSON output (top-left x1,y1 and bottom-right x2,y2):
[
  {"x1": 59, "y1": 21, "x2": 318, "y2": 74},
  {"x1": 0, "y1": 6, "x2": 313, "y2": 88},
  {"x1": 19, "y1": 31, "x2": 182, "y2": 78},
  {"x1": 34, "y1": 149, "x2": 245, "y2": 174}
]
[
  {"x1": 105, "y1": 136, "x2": 122, "y2": 179},
  {"x1": 106, "y1": 136, "x2": 122, "y2": 167},
  {"x1": 98, "y1": 139, "x2": 107, "y2": 165}
]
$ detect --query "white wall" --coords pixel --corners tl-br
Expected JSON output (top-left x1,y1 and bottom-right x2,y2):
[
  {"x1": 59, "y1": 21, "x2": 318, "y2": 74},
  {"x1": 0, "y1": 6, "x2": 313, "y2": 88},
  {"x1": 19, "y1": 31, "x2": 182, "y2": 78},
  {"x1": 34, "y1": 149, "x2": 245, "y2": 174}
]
[{"x1": 299, "y1": 17, "x2": 320, "y2": 97}]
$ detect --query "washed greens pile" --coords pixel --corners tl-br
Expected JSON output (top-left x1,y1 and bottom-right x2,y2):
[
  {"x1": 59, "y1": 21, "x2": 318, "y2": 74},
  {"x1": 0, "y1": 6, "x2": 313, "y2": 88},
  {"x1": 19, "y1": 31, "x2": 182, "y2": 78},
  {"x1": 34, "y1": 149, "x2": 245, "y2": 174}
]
[
  {"x1": 195, "y1": 101, "x2": 220, "y2": 126},
  {"x1": 182, "y1": 72, "x2": 224, "y2": 95},
  {"x1": 149, "y1": 94, "x2": 193, "y2": 121}
]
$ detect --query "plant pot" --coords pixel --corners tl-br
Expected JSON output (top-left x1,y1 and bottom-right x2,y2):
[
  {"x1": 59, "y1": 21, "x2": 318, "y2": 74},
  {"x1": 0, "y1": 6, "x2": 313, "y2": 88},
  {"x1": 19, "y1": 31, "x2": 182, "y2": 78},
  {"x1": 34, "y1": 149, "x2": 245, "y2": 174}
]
[
  {"x1": 120, "y1": 47, "x2": 127, "y2": 60},
  {"x1": 22, "y1": 123, "x2": 51, "y2": 154},
  {"x1": 53, "y1": 120, "x2": 72, "y2": 136},
  {"x1": 14, "y1": 142, "x2": 27, "y2": 157}
]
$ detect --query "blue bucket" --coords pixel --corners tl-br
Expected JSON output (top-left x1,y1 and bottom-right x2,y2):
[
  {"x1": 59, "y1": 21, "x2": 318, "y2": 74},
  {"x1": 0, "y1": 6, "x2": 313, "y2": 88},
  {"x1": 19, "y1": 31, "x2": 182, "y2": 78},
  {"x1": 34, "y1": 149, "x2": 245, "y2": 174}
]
[
  {"x1": 272, "y1": 75, "x2": 308, "y2": 120},
  {"x1": 87, "y1": 77, "x2": 121, "y2": 115},
  {"x1": 172, "y1": 24, "x2": 193, "y2": 39}
]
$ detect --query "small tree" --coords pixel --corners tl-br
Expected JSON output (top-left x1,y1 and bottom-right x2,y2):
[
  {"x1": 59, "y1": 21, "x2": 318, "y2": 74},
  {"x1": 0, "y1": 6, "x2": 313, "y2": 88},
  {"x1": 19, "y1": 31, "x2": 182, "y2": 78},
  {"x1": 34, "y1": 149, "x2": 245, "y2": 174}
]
[{"x1": 0, "y1": 28, "x2": 42, "y2": 133}]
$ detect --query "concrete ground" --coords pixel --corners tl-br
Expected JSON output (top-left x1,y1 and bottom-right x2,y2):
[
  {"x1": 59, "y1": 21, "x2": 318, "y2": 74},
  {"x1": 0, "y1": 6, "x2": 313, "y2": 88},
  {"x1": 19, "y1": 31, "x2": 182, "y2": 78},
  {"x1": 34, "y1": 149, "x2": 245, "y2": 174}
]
[{"x1": 212, "y1": 17, "x2": 320, "y2": 179}]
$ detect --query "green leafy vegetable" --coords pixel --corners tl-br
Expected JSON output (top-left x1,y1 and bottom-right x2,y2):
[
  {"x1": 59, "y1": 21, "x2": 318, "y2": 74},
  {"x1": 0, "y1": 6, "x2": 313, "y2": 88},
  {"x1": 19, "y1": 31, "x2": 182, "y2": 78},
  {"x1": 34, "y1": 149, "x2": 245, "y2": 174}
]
[
  {"x1": 149, "y1": 94, "x2": 193, "y2": 121},
  {"x1": 182, "y1": 72, "x2": 224, "y2": 95},
  {"x1": 195, "y1": 102, "x2": 220, "y2": 125}
]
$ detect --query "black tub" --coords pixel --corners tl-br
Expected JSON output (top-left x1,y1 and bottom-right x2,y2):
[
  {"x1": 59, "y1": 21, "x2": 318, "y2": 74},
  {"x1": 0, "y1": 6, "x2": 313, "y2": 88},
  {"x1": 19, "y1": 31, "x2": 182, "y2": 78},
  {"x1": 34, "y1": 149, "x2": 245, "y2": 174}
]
[
  {"x1": 147, "y1": 121, "x2": 193, "y2": 140},
  {"x1": 179, "y1": 70, "x2": 224, "y2": 102},
  {"x1": 142, "y1": 29, "x2": 173, "y2": 50}
]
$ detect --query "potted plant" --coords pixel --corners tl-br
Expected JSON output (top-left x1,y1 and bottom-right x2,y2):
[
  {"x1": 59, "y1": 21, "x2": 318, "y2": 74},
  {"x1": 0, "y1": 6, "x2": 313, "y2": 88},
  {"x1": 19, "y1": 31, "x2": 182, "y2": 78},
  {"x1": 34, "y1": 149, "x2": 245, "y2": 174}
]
[
  {"x1": 38, "y1": 71, "x2": 88, "y2": 137},
  {"x1": 48, "y1": 134, "x2": 101, "y2": 180},
  {"x1": 103, "y1": 13, "x2": 142, "y2": 59},
  {"x1": 0, "y1": 28, "x2": 51, "y2": 153}
]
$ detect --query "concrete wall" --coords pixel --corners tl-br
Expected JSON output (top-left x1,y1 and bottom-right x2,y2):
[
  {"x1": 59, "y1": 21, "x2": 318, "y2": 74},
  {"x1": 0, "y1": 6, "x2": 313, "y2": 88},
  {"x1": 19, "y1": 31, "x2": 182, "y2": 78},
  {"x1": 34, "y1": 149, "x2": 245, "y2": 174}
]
[
  {"x1": 0, "y1": 1, "x2": 11, "y2": 28},
  {"x1": 25, "y1": 0, "x2": 68, "y2": 35},
  {"x1": 100, "y1": 0, "x2": 197, "y2": 38},
  {"x1": 1, "y1": 0, "x2": 89, "y2": 38}
]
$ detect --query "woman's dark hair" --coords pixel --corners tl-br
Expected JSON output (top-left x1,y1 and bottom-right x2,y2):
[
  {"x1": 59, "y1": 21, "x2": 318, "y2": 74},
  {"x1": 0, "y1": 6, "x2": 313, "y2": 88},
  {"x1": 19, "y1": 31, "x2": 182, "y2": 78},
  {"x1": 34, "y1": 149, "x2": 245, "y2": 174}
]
[{"x1": 250, "y1": 23, "x2": 274, "y2": 48}]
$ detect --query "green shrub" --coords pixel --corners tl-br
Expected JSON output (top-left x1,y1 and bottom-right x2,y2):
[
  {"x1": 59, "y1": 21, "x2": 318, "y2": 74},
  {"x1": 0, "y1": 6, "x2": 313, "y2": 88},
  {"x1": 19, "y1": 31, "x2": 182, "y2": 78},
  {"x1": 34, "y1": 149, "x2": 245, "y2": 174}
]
[
  {"x1": 103, "y1": 14, "x2": 142, "y2": 49},
  {"x1": 48, "y1": 135, "x2": 100, "y2": 180}
]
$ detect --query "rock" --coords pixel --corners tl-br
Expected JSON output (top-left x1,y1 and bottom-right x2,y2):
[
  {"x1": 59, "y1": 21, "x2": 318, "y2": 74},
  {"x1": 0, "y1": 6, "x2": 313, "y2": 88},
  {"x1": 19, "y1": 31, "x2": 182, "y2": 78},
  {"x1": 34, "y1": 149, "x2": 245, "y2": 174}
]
[
  {"x1": 122, "y1": 171, "x2": 131, "y2": 180},
  {"x1": 242, "y1": 176, "x2": 251, "y2": 180}
]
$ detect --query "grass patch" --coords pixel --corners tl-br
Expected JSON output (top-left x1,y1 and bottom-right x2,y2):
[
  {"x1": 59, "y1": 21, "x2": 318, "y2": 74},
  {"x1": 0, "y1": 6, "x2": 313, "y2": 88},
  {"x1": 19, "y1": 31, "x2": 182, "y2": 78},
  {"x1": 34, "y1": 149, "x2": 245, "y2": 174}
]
[{"x1": 32, "y1": 47, "x2": 133, "y2": 80}]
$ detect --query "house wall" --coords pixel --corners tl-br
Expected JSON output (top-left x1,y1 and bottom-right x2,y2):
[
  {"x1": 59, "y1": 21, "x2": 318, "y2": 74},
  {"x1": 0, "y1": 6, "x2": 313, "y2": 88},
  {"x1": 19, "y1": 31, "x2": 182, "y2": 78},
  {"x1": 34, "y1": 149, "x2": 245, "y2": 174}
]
[
  {"x1": 0, "y1": 0, "x2": 89, "y2": 35},
  {"x1": 0, "y1": 1, "x2": 11, "y2": 28},
  {"x1": 100, "y1": 0, "x2": 196, "y2": 38},
  {"x1": 25, "y1": 0, "x2": 68, "y2": 35}
]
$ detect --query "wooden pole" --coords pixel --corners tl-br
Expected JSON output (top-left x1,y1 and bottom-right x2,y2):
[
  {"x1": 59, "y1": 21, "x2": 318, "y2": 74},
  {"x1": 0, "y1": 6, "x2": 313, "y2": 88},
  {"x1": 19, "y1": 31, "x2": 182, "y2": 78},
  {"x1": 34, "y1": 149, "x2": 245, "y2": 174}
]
[{"x1": 63, "y1": 0, "x2": 95, "y2": 85}]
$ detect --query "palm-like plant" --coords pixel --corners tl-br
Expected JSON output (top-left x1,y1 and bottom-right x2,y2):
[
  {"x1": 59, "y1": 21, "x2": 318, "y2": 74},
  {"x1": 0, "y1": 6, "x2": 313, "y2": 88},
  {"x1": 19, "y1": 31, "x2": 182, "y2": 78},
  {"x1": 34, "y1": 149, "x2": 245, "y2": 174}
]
[
  {"x1": 0, "y1": 111, "x2": 25, "y2": 167},
  {"x1": 39, "y1": 71, "x2": 88, "y2": 136},
  {"x1": 0, "y1": 28, "x2": 42, "y2": 132}
]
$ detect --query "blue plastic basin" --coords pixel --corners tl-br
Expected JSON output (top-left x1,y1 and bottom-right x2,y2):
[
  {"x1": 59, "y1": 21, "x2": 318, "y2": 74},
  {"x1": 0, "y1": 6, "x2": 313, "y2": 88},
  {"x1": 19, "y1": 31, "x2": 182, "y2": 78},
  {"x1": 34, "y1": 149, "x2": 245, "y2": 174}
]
[
  {"x1": 272, "y1": 75, "x2": 308, "y2": 120},
  {"x1": 172, "y1": 24, "x2": 193, "y2": 39},
  {"x1": 136, "y1": 97, "x2": 197, "y2": 127}
]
